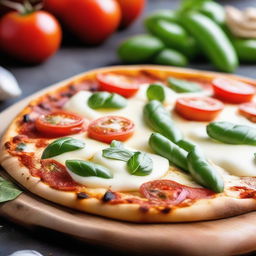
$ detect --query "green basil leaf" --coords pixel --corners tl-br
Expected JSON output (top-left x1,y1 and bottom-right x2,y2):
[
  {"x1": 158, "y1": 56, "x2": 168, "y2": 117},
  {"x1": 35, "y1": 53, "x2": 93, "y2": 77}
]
[
  {"x1": 66, "y1": 160, "x2": 112, "y2": 179},
  {"x1": 110, "y1": 140, "x2": 123, "y2": 148},
  {"x1": 42, "y1": 137, "x2": 85, "y2": 159},
  {"x1": 167, "y1": 77, "x2": 202, "y2": 93},
  {"x1": 0, "y1": 177, "x2": 22, "y2": 203},
  {"x1": 88, "y1": 92, "x2": 127, "y2": 109},
  {"x1": 127, "y1": 152, "x2": 153, "y2": 176},
  {"x1": 15, "y1": 143, "x2": 26, "y2": 152},
  {"x1": 103, "y1": 147, "x2": 134, "y2": 161},
  {"x1": 207, "y1": 122, "x2": 256, "y2": 145},
  {"x1": 146, "y1": 84, "x2": 165, "y2": 102}
]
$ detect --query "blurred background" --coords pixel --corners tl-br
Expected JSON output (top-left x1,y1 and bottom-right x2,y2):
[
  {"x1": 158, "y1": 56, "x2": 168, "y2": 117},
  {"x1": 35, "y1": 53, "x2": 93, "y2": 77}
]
[{"x1": 0, "y1": 0, "x2": 256, "y2": 255}]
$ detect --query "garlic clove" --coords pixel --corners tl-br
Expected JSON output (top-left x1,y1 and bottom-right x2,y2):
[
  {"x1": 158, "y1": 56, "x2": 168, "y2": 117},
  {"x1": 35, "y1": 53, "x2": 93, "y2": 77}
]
[{"x1": 0, "y1": 66, "x2": 22, "y2": 101}]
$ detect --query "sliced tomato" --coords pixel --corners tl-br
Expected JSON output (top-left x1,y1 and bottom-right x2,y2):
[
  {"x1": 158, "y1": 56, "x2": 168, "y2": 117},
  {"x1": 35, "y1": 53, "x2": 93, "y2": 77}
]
[
  {"x1": 239, "y1": 102, "x2": 256, "y2": 122},
  {"x1": 175, "y1": 97, "x2": 224, "y2": 121},
  {"x1": 97, "y1": 73, "x2": 140, "y2": 97},
  {"x1": 35, "y1": 111, "x2": 86, "y2": 136},
  {"x1": 212, "y1": 77, "x2": 255, "y2": 104},
  {"x1": 88, "y1": 115, "x2": 135, "y2": 143},
  {"x1": 41, "y1": 159, "x2": 78, "y2": 191},
  {"x1": 140, "y1": 180, "x2": 214, "y2": 206}
]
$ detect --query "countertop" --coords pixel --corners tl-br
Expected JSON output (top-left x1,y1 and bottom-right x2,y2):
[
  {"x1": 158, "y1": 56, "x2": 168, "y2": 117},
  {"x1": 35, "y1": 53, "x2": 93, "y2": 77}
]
[{"x1": 0, "y1": 0, "x2": 256, "y2": 255}]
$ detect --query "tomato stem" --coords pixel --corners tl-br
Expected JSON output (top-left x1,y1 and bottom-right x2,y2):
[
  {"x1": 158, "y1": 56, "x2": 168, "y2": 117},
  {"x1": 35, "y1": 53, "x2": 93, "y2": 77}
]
[{"x1": 0, "y1": 0, "x2": 25, "y2": 13}]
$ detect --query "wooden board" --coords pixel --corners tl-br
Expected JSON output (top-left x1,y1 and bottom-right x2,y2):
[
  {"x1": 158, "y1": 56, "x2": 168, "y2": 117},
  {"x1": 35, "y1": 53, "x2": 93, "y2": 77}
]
[{"x1": 1, "y1": 68, "x2": 256, "y2": 256}]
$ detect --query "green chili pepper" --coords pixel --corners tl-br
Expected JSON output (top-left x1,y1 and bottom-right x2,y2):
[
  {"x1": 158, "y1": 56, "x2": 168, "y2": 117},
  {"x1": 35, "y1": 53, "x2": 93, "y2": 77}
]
[
  {"x1": 145, "y1": 19, "x2": 197, "y2": 58},
  {"x1": 232, "y1": 39, "x2": 256, "y2": 63},
  {"x1": 198, "y1": 1, "x2": 225, "y2": 26},
  {"x1": 145, "y1": 10, "x2": 178, "y2": 24},
  {"x1": 143, "y1": 100, "x2": 183, "y2": 143},
  {"x1": 118, "y1": 34, "x2": 164, "y2": 63},
  {"x1": 187, "y1": 148, "x2": 224, "y2": 193},
  {"x1": 167, "y1": 77, "x2": 202, "y2": 93},
  {"x1": 149, "y1": 133, "x2": 188, "y2": 171},
  {"x1": 177, "y1": 139, "x2": 197, "y2": 152},
  {"x1": 180, "y1": 12, "x2": 238, "y2": 72},
  {"x1": 146, "y1": 84, "x2": 165, "y2": 102},
  {"x1": 207, "y1": 122, "x2": 256, "y2": 145},
  {"x1": 153, "y1": 49, "x2": 188, "y2": 67}
]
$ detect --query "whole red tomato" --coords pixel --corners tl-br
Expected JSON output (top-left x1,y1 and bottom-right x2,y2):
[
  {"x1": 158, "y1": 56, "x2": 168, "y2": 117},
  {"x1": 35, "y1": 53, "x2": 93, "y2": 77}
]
[
  {"x1": 61, "y1": 0, "x2": 121, "y2": 45},
  {"x1": 116, "y1": 0, "x2": 146, "y2": 28},
  {"x1": 0, "y1": 10, "x2": 62, "y2": 63}
]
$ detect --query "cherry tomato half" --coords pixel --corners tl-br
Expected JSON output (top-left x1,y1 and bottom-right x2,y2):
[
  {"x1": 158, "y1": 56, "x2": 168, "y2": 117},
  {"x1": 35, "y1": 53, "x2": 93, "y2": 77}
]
[
  {"x1": 212, "y1": 77, "x2": 255, "y2": 104},
  {"x1": 175, "y1": 97, "x2": 224, "y2": 122},
  {"x1": 88, "y1": 115, "x2": 135, "y2": 143},
  {"x1": 140, "y1": 180, "x2": 214, "y2": 206},
  {"x1": 239, "y1": 102, "x2": 256, "y2": 123},
  {"x1": 0, "y1": 10, "x2": 62, "y2": 64},
  {"x1": 116, "y1": 0, "x2": 146, "y2": 28},
  {"x1": 97, "y1": 73, "x2": 140, "y2": 97},
  {"x1": 35, "y1": 111, "x2": 85, "y2": 136}
]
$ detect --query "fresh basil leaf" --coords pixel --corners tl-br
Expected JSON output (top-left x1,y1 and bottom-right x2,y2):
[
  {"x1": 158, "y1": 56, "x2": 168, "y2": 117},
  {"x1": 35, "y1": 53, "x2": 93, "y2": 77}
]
[
  {"x1": 167, "y1": 77, "x2": 202, "y2": 93},
  {"x1": 42, "y1": 137, "x2": 85, "y2": 159},
  {"x1": 15, "y1": 143, "x2": 26, "y2": 152},
  {"x1": 88, "y1": 92, "x2": 127, "y2": 109},
  {"x1": 127, "y1": 152, "x2": 153, "y2": 176},
  {"x1": 103, "y1": 147, "x2": 134, "y2": 161},
  {"x1": 146, "y1": 84, "x2": 165, "y2": 102},
  {"x1": 66, "y1": 160, "x2": 112, "y2": 179},
  {"x1": 110, "y1": 140, "x2": 123, "y2": 148},
  {"x1": 0, "y1": 177, "x2": 22, "y2": 203}
]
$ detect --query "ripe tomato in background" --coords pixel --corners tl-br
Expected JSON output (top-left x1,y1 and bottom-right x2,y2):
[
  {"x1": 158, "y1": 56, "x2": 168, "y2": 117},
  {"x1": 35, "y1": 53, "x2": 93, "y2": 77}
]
[
  {"x1": 116, "y1": 0, "x2": 146, "y2": 28},
  {"x1": 60, "y1": 0, "x2": 121, "y2": 45},
  {"x1": 43, "y1": 0, "x2": 69, "y2": 19},
  {"x1": 0, "y1": 10, "x2": 62, "y2": 63}
]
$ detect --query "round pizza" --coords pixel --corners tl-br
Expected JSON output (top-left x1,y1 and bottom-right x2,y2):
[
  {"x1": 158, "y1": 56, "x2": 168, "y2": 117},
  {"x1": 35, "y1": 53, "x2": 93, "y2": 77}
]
[{"x1": 1, "y1": 65, "x2": 256, "y2": 223}]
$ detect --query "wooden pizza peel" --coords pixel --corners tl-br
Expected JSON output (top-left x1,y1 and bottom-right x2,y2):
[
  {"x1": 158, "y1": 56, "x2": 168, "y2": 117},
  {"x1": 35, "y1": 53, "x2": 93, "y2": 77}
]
[{"x1": 1, "y1": 74, "x2": 256, "y2": 256}]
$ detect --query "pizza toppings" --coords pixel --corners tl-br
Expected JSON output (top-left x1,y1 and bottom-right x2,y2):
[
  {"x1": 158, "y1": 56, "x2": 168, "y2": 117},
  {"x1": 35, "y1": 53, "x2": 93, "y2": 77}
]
[
  {"x1": 187, "y1": 148, "x2": 224, "y2": 193},
  {"x1": 41, "y1": 159, "x2": 78, "y2": 191},
  {"x1": 143, "y1": 100, "x2": 183, "y2": 143},
  {"x1": 97, "y1": 72, "x2": 140, "y2": 97},
  {"x1": 212, "y1": 77, "x2": 255, "y2": 103},
  {"x1": 41, "y1": 137, "x2": 85, "y2": 159},
  {"x1": 239, "y1": 102, "x2": 256, "y2": 122},
  {"x1": 88, "y1": 115, "x2": 135, "y2": 143},
  {"x1": 87, "y1": 91, "x2": 127, "y2": 109},
  {"x1": 66, "y1": 160, "x2": 113, "y2": 179},
  {"x1": 146, "y1": 84, "x2": 165, "y2": 102},
  {"x1": 207, "y1": 122, "x2": 256, "y2": 145},
  {"x1": 35, "y1": 111, "x2": 86, "y2": 136},
  {"x1": 167, "y1": 77, "x2": 203, "y2": 93},
  {"x1": 175, "y1": 97, "x2": 224, "y2": 121},
  {"x1": 140, "y1": 180, "x2": 214, "y2": 206}
]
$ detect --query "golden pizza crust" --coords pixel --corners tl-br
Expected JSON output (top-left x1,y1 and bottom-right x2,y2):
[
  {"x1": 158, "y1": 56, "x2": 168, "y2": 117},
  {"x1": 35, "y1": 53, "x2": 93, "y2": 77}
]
[{"x1": 1, "y1": 65, "x2": 256, "y2": 223}]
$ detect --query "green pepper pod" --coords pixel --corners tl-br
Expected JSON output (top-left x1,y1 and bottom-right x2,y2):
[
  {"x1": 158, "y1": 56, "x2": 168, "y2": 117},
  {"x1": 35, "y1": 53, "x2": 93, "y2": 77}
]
[
  {"x1": 187, "y1": 148, "x2": 224, "y2": 193},
  {"x1": 143, "y1": 100, "x2": 183, "y2": 143},
  {"x1": 177, "y1": 139, "x2": 197, "y2": 152},
  {"x1": 118, "y1": 34, "x2": 164, "y2": 63},
  {"x1": 145, "y1": 19, "x2": 197, "y2": 58},
  {"x1": 144, "y1": 10, "x2": 178, "y2": 24},
  {"x1": 198, "y1": 1, "x2": 225, "y2": 26},
  {"x1": 181, "y1": 12, "x2": 238, "y2": 72},
  {"x1": 153, "y1": 48, "x2": 188, "y2": 67},
  {"x1": 232, "y1": 39, "x2": 256, "y2": 63},
  {"x1": 207, "y1": 122, "x2": 256, "y2": 145},
  {"x1": 149, "y1": 133, "x2": 188, "y2": 171}
]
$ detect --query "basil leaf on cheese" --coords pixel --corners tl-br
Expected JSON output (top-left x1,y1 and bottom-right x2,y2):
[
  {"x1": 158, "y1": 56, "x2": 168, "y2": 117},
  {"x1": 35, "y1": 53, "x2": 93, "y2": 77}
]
[
  {"x1": 42, "y1": 137, "x2": 85, "y2": 159},
  {"x1": 167, "y1": 77, "x2": 202, "y2": 93},
  {"x1": 207, "y1": 122, "x2": 256, "y2": 145},
  {"x1": 103, "y1": 147, "x2": 134, "y2": 162},
  {"x1": 88, "y1": 92, "x2": 127, "y2": 109},
  {"x1": 66, "y1": 160, "x2": 112, "y2": 179},
  {"x1": 0, "y1": 177, "x2": 22, "y2": 203},
  {"x1": 127, "y1": 152, "x2": 153, "y2": 176},
  {"x1": 146, "y1": 84, "x2": 165, "y2": 102},
  {"x1": 15, "y1": 143, "x2": 26, "y2": 152}
]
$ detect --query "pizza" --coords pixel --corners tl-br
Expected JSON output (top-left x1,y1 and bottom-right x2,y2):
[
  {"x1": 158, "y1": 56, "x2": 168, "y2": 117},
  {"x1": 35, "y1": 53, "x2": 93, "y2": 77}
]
[{"x1": 1, "y1": 65, "x2": 256, "y2": 223}]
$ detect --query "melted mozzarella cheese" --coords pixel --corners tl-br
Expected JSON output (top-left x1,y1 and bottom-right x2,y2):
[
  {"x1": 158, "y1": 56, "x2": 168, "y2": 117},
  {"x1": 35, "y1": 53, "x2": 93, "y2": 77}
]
[{"x1": 66, "y1": 150, "x2": 169, "y2": 191}]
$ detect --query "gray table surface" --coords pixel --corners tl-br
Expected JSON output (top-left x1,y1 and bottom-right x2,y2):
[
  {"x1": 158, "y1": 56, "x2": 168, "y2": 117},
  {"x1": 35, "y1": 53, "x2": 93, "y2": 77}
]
[{"x1": 0, "y1": 0, "x2": 256, "y2": 255}]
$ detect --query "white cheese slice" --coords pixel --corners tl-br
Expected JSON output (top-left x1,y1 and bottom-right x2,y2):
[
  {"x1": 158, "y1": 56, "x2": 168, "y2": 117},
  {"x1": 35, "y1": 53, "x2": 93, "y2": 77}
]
[{"x1": 66, "y1": 149, "x2": 169, "y2": 191}]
